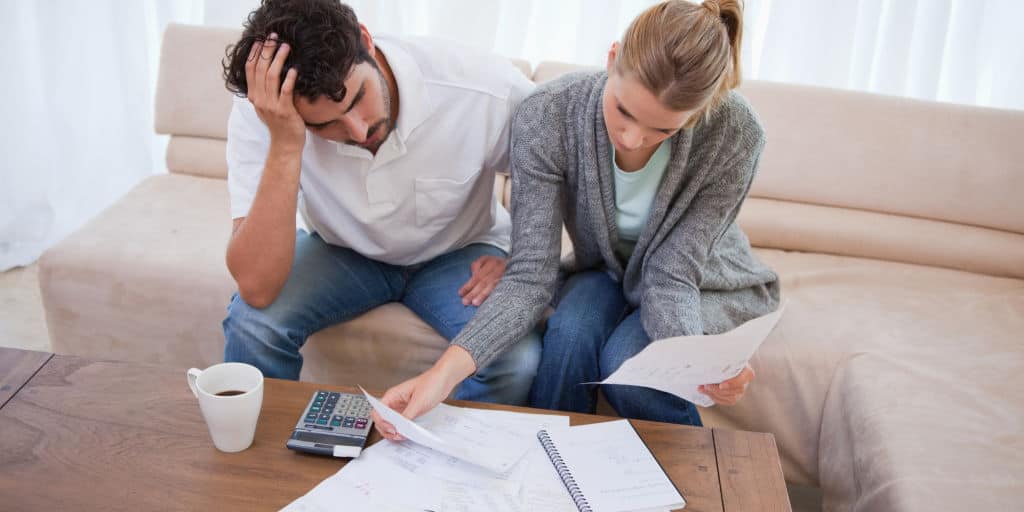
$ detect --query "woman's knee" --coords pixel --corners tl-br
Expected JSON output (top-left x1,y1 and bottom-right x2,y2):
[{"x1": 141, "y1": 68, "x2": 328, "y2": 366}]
[
  {"x1": 598, "y1": 312, "x2": 651, "y2": 379},
  {"x1": 546, "y1": 272, "x2": 628, "y2": 354},
  {"x1": 555, "y1": 271, "x2": 626, "y2": 314}
]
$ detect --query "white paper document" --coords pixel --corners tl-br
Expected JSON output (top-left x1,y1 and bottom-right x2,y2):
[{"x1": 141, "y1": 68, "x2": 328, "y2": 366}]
[
  {"x1": 597, "y1": 303, "x2": 786, "y2": 407},
  {"x1": 360, "y1": 388, "x2": 536, "y2": 474}
]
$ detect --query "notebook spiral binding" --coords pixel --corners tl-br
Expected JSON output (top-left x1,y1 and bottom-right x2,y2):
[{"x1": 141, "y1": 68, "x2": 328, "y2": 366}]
[{"x1": 537, "y1": 430, "x2": 592, "y2": 512}]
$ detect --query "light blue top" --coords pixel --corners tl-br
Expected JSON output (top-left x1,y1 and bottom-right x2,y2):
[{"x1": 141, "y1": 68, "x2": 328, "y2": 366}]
[{"x1": 613, "y1": 139, "x2": 672, "y2": 259}]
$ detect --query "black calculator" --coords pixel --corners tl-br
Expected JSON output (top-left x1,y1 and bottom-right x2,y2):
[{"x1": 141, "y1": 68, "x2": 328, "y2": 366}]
[{"x1": 286, "y1": 390, "x2": 373, "y2": 458}]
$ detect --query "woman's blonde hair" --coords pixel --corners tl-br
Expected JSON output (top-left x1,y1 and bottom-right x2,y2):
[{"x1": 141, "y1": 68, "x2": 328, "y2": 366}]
[{"x1": 614, "y1": 0, "x2": 743, "y2": 127}]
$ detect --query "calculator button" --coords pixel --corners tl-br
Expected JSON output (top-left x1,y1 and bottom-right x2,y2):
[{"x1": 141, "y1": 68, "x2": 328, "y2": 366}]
[
  {"x1": 305, "y1": 414, "x2": 318, "y2": 422},
  {"x1": 330, "y1": 419, "x2": 342, "y2": 427},
  {"x1": 316, "y1": 418, "x2": 329, "y2": 425},
  {"x1": 355, "y1": 420, "x2": 367, "y2": 429}
]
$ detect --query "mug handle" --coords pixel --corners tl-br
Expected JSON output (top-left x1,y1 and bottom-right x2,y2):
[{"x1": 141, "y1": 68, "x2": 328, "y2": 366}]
[{"x1": 187, "y1": 368, "x2": 202, "y2": 398}]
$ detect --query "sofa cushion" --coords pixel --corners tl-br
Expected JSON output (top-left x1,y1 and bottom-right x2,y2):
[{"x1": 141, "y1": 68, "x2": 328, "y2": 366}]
[
  {"x1": 818, "y1": 344, "x2": 1023, "y2": 511},
  {"x1": 301, "y1": 303, "x2": 445, "y2": 389},
  {"x1": 154, "y1": 24, "x2": 237, "y2": 141},
  {"x1": 166, "y1": 135, "x2": 228, "y2": 179},
  {"x1": 699, "y1": 248, "x2": 1024, "y2": 489},
  {"x1": 741, "y1": 81, "x2": 1024, "y2": 237},
  {"x1": 39, "y1": 174, "x2": 236, "y2": 366},
  {"x1": 738, "y1": 198, "x2": 1024, "y2": 280}
]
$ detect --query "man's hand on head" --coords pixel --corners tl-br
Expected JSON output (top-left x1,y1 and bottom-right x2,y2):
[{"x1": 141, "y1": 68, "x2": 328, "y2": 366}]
[{"x1": 245, "y1": 33, "x2": 307, "y2": 153}]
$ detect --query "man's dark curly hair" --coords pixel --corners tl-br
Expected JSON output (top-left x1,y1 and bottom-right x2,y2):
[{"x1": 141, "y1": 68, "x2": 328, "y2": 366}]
[{"x1": 223, "y1": 0, "x2": 371, "y2": 102}]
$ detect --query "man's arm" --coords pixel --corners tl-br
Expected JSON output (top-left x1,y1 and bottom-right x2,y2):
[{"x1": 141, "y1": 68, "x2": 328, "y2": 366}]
[
  {"x1": 225, "y1": 34, "x2": 307, "y2": 309},
  {"x1": 226, "y1": 146, "x2": 301, "y2": 308}
]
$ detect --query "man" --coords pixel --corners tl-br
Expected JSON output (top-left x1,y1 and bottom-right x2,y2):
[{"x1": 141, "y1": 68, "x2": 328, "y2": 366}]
[{"x1": 220, "y1": 0, "x2": 539, "y2": 405}]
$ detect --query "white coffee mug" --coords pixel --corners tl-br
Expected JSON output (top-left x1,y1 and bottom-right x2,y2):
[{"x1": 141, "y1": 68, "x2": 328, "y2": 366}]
[{"x1": 186, "y1": 362, "x2": 264, "y2": 453}]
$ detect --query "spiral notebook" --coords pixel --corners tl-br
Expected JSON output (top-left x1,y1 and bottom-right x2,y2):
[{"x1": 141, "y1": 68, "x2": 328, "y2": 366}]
[{"x1": 536, "y1": 419, "x2": 685, "y2": 512}]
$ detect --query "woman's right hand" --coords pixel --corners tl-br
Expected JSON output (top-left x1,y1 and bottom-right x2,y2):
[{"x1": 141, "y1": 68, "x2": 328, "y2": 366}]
[
  {"x1": 245, "y1": 33, "x2": 306, "y2": 152},
  {"x1": 372, "y1": 346, "x2": 477, "y2": 441}
]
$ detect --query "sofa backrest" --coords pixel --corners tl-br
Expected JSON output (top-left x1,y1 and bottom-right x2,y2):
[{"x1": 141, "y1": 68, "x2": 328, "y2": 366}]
[
  {"x1": 155, "y1": 24, "x2": 236, "y2": 179},
  {"x1": 157, "y1": 25, "x2": 1024, "y2": 280}
]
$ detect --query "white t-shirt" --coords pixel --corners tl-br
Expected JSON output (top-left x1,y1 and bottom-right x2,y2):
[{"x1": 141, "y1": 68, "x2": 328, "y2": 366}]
[{"x1": 226, "y1": 35, "x2": 534, "y2": 266}]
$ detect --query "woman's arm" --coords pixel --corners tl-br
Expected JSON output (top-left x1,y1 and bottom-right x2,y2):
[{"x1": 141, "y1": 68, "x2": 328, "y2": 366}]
[
  {"x1": 373, "y1": 92, "x2": 569, "y2": 437},
  {"x1": 452, "y1": 93, "x2": 569, "y2": 367},
  {"x1": 641, "y1": 98, "x2": 766, "y2": 340}
]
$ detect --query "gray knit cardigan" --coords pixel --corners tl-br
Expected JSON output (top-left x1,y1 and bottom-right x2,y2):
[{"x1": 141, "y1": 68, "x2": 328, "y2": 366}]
[{"x1": 454, "y1": 71, "x2": 781, "y2": 368}]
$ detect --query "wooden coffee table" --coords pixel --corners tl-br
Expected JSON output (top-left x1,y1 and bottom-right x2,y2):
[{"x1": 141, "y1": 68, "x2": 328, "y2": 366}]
[{"x1": 0, "y1": 347, "x2": 791, "y2": 511}]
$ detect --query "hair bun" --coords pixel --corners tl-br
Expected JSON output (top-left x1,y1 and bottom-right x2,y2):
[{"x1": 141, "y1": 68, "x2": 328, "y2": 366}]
[{"x1": 703, "y1": 0, "x2": 721, "y2": 17}]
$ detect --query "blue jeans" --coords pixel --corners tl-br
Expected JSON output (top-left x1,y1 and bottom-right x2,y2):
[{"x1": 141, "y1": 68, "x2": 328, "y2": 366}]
[
  {"x1": 223, "y1": 231, "x2": 542, "y2": 406},
  {"x1": 529, "y1": 270, "x2": 703, "y2": 426}
]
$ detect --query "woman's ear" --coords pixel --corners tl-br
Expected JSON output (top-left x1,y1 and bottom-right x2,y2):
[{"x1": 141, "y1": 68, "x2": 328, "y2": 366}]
[{"x1": 606, "y1": 41, "x2": 619, "y2": 73}]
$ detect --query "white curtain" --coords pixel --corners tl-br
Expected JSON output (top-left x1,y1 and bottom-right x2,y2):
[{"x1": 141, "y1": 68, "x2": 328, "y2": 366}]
[
  {"x1": 0, "y1": 1, "x2": 203, "y2": 271},
  {"x1": 2, "y1": 0, "x2": 1021, "y2": 271},
  {"x1": 745, "y1": 0, "x2": 1024, "y2": 109}
]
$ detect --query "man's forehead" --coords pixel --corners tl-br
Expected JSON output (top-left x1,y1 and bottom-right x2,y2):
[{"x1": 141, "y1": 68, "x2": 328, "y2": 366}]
[
  {"x1": 295, "y1": 65, "x2": 368, "y2": 123},
  {"x1": 295, "y1": 94, "x2": 341, "y2": 125}
]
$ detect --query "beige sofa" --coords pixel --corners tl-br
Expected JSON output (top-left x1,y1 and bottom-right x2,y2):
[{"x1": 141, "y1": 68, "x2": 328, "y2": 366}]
[{"x1": 39, "y1": 23, "x2": 1024, "y2": 511}]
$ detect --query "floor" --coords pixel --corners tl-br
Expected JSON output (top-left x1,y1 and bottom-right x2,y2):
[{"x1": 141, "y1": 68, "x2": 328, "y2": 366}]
[
  {"x1": 0, "y1": 262, "x2": 823, "y2": 511},
  {"x1": 0, "y1": 263, "x2": 50, "y2": 352}
]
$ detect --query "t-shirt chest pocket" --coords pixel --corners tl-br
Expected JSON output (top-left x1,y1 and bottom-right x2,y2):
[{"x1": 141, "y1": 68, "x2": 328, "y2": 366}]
[{"x1": 414, "y1": 169, "x2": 483, "y2": 230}]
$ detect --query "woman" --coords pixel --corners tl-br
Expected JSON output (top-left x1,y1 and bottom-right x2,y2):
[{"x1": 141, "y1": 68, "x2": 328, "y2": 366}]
[{"x1": 373, "y1": 0, "x2": 779, "y2": 436}]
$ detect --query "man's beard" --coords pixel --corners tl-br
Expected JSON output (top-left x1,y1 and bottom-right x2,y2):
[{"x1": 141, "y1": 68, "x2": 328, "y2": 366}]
[{"x1": 354, "y1": 65, "x2": 394, "y2": 153}]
